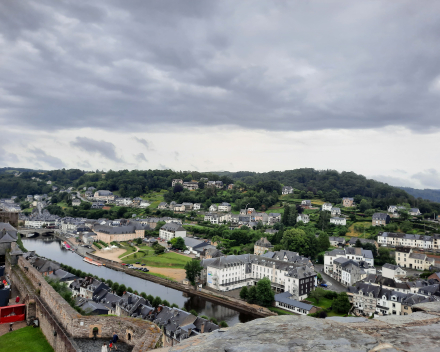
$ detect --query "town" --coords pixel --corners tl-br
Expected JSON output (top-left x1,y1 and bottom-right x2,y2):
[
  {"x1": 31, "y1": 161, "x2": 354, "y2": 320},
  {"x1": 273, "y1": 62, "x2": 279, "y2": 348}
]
[{"x1": 1, "y1": 168, "x2": 440, "y2": 351}]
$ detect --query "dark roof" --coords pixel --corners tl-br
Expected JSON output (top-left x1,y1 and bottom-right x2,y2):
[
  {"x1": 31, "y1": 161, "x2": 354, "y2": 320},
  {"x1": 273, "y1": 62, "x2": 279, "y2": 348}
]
[
  {"x1": 274, "y1": 292, "x2": 314, "y2": 311},
  {"x1": 372, "y1": 213, "x2": 389, "y2": 220}
]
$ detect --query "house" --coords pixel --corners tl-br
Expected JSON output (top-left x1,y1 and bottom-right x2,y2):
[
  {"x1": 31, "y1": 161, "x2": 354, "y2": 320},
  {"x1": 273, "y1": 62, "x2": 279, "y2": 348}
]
[
  {"x1": 72, "y1": 199, "x2": 81, "y2": 207},
  {"x1": 0, "y1": 223, "x2": 18, "y2": 255},
  {"x1": 274, "y1": 291, "x2": 317, "y2": 315},
  {"x1": 84, "y1": 191, "x2": 93, "y2": 198},
  {"x1": 268, "y1": 213, "x2": 282, "y2": 224},
  {"x1": 332, "y1": 258, "x2": 367, "y2": 286},
  {"x1": 342, "y1": 197, "x2": 354, "y2": 207},
  {"x1": 329, "y1": 236, "x2": 345, "y2": 247},
  {"x1": 218, "y1": 202, "x2": 231, "y2": 212},
  {"x1": 87, "y1": 187, "x2": 96, "y2": 192},
  {"x1": 395, "y1": 247, "x2": 435, "y2": 270},
  {"x1": 330, "y1": 217, "x2": 346, "y2": 226},
  {"x1": 183, "y1": 181, "x2": 199, "y2": 191},
  {"x1": 207, "y1": 181, "x2": 223, "y2": 189},
  {"x1": 182, "y1": 202, "x2": 193, "y2": 211},
  {"x1": 297, "y1": 214, "x2": 310, "y2": 224},
  {"x1": 47, "y1": 269, "x2": 77, "y2": 284},
  {"x1": 209, "y1": 204, "x2": 218, "y2": 212},
  {"x1": 172, "y1": 179, "x2": 183, "y2": 187},
  {"x1": 75, "y1": 298, "x2": 109, "y2": 315},
  {"x1": 184, "y1": 237, "x2": 212, "y2": 255},
  {"x1": 227, "y1": 184, "x2": 234, "y2": 190},
  {"x1": 193, "y1": 203, "x2": 201, "y2": 210},
  {"x1": 301, "y1": 200, "x2": 312, "y2": 208},
  {"x1": 409, "y1": 208, "x2": 421, "y2": 216},
  {"x1": 282, "y1": 186, "x2": 294, "y2": 195},
  {"x1": 115, "y1": 197, "x2": 133, "y2": 206},
  {"x1": 254, "y1": 237, "x2": 274, "y2": 255},
  {"x1": 427, "y1": 272, "x2": 440, "y2": 283},
  {"x1": 348, "y1": 237, "x2": 378, "y2": 249},
  {"x1": 159, "y1": 223, "x2": 187, "y2": 241},
  {"x1": 31, "y1": 258, "x2": 60, "y2": 276},
  {"x1": 322, "y1": 203, "x2": 332, "y2": 211},
  {"x1": 382, "y1": 264, "x2": 407, "y2": 280},
  {"x1": 91, "y1": 202, "x2": 104, "y2": 209},
  {"x1": 26, "y1": 195, "x2": 33, "y2": 202},
  {"x1": 377, "y1": 232, "x2": 433, "y2": 249},
  {"x1": 173, "y1": 204, "x2": 186, "y2": 212},
  {"x1": 158, "y1": 202, "x2": 168, "y2": 210},
  {"x1": 139, "y1": 200, "x2": 150, "y2": 208},
  {"x1": 93, "y1": 190, "x2": 115, "y2": 202},
  {"x1": 324, "y1": 247, "x2": 374, "y2": 276},
  {"x1": 82, "y1": 232, "x2": 97, "y2": 245},
  {"x1": 331, "y1": 207, "x2": 341, "y2": 217},
  {"x1": 387, "y1": 205, "x2": 406, "y2": 214},
  {"x1": 372, "y1": 213, "x2": 390, "y2": 226}
]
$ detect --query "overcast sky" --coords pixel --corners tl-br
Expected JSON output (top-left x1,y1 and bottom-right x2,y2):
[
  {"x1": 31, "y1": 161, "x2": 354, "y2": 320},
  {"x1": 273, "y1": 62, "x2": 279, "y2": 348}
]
[{"x1": 1, "y1": 1, "x2": 440, "y2": 189}]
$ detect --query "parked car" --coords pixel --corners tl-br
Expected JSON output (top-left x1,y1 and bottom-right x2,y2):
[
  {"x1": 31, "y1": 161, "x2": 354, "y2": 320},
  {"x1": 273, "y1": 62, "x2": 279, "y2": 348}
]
[
  {"x1": 320, "y1": 283, "x2": 328, "y2": 288},
  {"x1": 135, "y1": 262, "x2": 140, "y2": 264},
  {"x1": 144, "y1": 268, "x2": 149, "y2": 272},
  {"x1": 121, "y1": 263, "x2": 127, "y2": 266},
  {"x1": 141, "y1": 263, "x2": 146, "y2": 266},
  {"x1": 184, "y1": 250, "x2": 190, "y2": 255}
]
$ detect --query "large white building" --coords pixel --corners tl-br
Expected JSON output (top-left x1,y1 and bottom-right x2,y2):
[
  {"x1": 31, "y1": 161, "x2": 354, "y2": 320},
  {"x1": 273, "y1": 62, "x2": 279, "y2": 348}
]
[
  {"x1": 218, "y1": 202, "x2": 231, "y2": 212},
  {"x1": 296, "y1": 214, "x2": 310, "y2": 224},
  {"x1": 282, "y1": 186, "x2": 294, "y2": 195},
  {"x1": 322, "y1": 203, "x2": 332, "y2": 211},
  {"x1": 201, "y1": 251, "x2": 316, "y2": 300},
  {"x1": 378, "y1": 232, "x2": 436, "y2": 250},
  {"x1": 159, "y1": 223, "x2": 187, "y2": 241},
  {"x1": 93, "y1": 190, "x2": 115, "y2": 202}
]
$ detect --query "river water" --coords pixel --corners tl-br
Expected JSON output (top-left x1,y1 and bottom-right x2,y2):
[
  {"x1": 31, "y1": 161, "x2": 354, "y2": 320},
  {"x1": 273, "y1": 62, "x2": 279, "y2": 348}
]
[{"x1": 23, "y1": 237, "x2": 256, "y2": 326}]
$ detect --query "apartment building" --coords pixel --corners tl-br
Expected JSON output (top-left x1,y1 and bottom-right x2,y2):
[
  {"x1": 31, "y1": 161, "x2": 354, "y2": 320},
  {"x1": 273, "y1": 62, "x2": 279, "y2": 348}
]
[
  {"x1": 395, "y1": 247, "x2": 435, "y2": 270},
  {"x1": 378, "y1": 232, "x2": 434, "y2": 249},
  {"x1": 159, "y1": 223, "x2": 187, "y2": 241},
  {"x1": 324, "y1": 247, "x2": 374, "y2": 276}
]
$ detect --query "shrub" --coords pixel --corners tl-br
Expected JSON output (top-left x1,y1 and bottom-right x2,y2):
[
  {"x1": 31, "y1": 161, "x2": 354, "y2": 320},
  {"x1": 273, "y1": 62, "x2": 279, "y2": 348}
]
[
  {"x1": 189, "y1": 309, "x2": 198, "y2": 317},
  {"x1": 162, "y1": 300, "x2": 170, "y2": 307},
  {"x1": 210, "y1": 317, "x2": 218, "y2": 324},
  {"x1": 219, "y1": 321, "x2": 228, "y2": 327}
]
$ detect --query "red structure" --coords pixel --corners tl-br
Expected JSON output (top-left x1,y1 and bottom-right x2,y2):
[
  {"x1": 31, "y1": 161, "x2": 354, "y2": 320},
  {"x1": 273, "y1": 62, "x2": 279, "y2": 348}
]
[{"x1": 0, "y1": 304, "x2": 25, "y2": 324}]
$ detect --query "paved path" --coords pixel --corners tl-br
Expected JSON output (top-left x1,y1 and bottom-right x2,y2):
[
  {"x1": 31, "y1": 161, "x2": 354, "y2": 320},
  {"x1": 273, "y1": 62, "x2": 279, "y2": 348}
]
[
  {"x1": 119, "y1": 247, "x2": 139, "y2": 259},
  {"x1": 0, "y1": 321, "x2": 27, "y2": 336},
  {"x1": 314, "y1": 264, "x2": 346, "y2": 293}
]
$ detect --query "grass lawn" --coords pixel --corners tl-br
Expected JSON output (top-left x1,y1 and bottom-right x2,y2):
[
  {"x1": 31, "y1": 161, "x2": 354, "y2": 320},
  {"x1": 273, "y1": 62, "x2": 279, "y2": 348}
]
[
  {"x1": 346, "y1": 222, "x2": 372, "y2": 237},
  {"x1": 265, "y1": 208, "x2": 285, "y2": 214},
  {"x1": 307, "y1": 297, "x2": 347, "y2": 317},
  {"x1": 268, "y1": 307, "x2": 296, "y2": 315},
  {"x1": 147, "y1": 272, "x2": 176, "y2": 281},
  {"x1": 123, "y1": 250, "x2": 192, "y2": 269},
  {"x1": 118, "y1": 242, "x2": 137, "y2": 258},
  {"x1": 145, "y1": 191, "x2": 166, "y2": 209},
  {"x1": 0, "y1": 326, "x2": 54, "y2": 352}
]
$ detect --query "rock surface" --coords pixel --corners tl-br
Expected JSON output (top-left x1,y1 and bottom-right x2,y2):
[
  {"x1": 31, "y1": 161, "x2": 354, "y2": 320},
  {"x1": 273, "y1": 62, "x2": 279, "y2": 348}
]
[{"x1": 157, "y1": 302, "x2": 440, "y2": 352}]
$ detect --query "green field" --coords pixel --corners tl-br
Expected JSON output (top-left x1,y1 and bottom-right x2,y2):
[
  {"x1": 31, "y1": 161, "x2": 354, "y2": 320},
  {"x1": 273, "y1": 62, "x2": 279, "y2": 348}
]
[
  {"x1": 118, "y1": 242, "x2": 137, "y2": 258},
  {"x1": 122, "y1": 249, "x2": 192, "y2": 269},
  {"x1": 147, "y1": 272, "x2": 176, "y2": 281},
  {"x1": 145, "y1": 191, "x2": 166, "y2": 209},
  {"x1": 307, "y1": 297, "x2": 347, "y2": 317},
  {"x1": 0, "y1": 326, "x2": 54, "y2": 352}
]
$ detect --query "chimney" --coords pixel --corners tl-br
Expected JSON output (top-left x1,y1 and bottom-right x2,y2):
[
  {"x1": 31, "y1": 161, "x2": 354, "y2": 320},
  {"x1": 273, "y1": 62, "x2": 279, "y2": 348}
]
[{"x1": 200, "y1": 321, "x2": 205, "y2": 333}]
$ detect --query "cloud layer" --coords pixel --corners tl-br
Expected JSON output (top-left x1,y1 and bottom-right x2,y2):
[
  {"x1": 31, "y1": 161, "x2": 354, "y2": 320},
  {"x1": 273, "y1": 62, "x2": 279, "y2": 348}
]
[{"x1": 1, "y1": 1, "x2": 440, "y2": 133}]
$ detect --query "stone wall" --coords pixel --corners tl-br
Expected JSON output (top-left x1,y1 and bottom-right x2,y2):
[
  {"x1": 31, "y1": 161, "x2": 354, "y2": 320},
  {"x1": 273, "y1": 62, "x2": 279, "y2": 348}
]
[{"x1": 11, "y1": 255, "x2": 162, "y2": 351}]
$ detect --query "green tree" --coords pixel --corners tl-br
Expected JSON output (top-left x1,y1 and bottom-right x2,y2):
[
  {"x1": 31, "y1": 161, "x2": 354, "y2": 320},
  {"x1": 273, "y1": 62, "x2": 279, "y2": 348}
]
[
  {"x1": 184, "y1": 259, "x2": 204, "y2": 285},
  {"x1": 152, "y1": 296, "x2": 162, "y2": 307},
  {"x1": 359, "y1": 199, "x2": 372, "y2": 212},
  {"x1": 317, "y1": 211, "x2": 330, "y2": 231},
  {"x1": 106, "y1": 279, "x2": 113, "y2": 287},
  {"x1": 399, "y1": 210, "x2": 410, "y2": 221},
  {"x1": 162, "y1": 300, "x2": 170, "y2": 307},
  {"x1": 155, "y1": 221, "x2": 166, "y2": 230},
  {"x1": 127, "y1": 287, "x2": 133, "y2": 293},
  {"x1": 255, "y1": 278, "x2": 274, "y2": 306},
  {"x1": 117, "y1": 284, "x2": 126, "y2": 296},
  {"x1": 317, "y1": 232, "x2": 330, "y2": 252},
  {"x1": 355, "y1": 239, "x2": 362, "y2": 248},
  {"x1": 140, "y1": 292, "x2": 147, "y2": 299},
  {"x1": 400, "y1": 221, "x2": 413, "y2": 233},
  {"x1": 332, "y1": 292, "x2": 351, "y2": 314},
  {"x1": 309, "y1": 287, "x2": 325, "y2": 304},
  {"x1": 247, "y1": 286, "x2": 257, "y2": 304},
  {"x1": 190, "y1": 309, "x2": 198, "y2": 316},
  {"x1": 170, "y1": 236, "x2": 187, "y2": 250},
  {"x1": 147, "y1": 294, "x2": 154, "y2": 303},
  {"x1": 239, "y1": 286, "x2": 248, "y2": 300},
  {"x1": 219, "y1": 321, "x2": 228, "y2": 327}
]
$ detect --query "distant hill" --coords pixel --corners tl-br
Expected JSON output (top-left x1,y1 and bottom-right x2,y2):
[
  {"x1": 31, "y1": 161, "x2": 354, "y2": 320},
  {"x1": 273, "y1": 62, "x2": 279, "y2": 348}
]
[
  {"x1": 0, "y1": 167, "x2": 44, "y2": 174},
  {"x1": 399, "y1": 187, "x2": 440, "y2": 203}
]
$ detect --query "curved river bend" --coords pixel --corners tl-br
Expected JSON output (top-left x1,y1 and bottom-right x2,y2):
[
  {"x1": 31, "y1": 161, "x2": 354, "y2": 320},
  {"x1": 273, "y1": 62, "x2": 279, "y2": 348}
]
[{"x1": 23, "y1": 238, "x2": 256, "y2": 326}]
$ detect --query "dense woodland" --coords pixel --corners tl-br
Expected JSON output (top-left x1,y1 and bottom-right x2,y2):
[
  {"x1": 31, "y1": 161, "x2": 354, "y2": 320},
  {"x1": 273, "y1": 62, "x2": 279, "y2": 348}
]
[{"x1": 1, "y1": 168, "x2": 440, "y2": 216}]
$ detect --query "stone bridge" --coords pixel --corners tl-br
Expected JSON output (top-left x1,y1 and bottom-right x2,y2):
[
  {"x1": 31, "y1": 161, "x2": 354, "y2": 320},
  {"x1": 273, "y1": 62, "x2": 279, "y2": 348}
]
[{"x1": 18, "y1": 228, "x2": 57, "y2": 236}]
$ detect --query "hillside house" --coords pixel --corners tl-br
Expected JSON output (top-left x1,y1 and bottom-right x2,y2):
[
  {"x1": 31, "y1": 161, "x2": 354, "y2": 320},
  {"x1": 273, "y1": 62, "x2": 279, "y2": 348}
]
[
  {"x1": 254, "y1": 237, "x2": 274, "y2": 255},
  {"x1": 282, "y1": 186, "x2": 294, "y2": 195},
  {"x1": 297, "y1": 214, "x2": 310, "y2": 224},
  {"x1": 372, "y1": 213, "x2": 390, "y2": 226},
  {"x1": 342, "y1": 197, "x2": 354, "y2": 207},
  {"x1": 218, "y1": 202, "x2": 231, "y2": 212},
  {"x1": 330, "y1": 217, "x2": 346, "y2": 226},
  {"x1": 172, "y1": 179, "x2": 183, "y2": 187},
  {"x1": 322, "y1": 203, "x2": 332, "y2": 211},
  {"x1": 159, "y1": 223, "x2": 187, "y2": 241},
  {"x1": 395, "y1": 247, "x2": 435, "y2": 270},
  {"x1": 183, "y1": 182, "x2": 199, "y2": 191},
  {"x1": 301, "y1": 200, "x2": 312, "y2": 208},
  {"x1": 331, "y1": 207, "x2": 341, "y2": 217}
]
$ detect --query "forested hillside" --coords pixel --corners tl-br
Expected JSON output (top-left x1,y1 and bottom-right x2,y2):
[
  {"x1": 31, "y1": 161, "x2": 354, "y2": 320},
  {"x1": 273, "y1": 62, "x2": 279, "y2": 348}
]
[
  {"x1": 399, "y1": 187, "x2": 440, "y2": 203},
  {"x1": 2, "y1": 167, "x2": 440, "y2": 216}
]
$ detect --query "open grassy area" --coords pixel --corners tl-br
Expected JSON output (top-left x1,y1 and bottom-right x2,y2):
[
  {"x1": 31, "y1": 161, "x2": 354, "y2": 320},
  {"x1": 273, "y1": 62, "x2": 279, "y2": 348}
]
[
  {"x1": 147, "y1": 272, "x2": 176, "y2": 281},
  {"x1": 268, "y1": 307, "x2": 296, "y2": 315},
  {"x1": 346, "y1": 222, "x2": 372, "y2": 237},
  {"x1": 145, "y1": 191, "x2": 166, "y2": 209},
  {"x1": 118, "y1": 242, "x2": 137, "y2": 258},
  {"x1": 307, "y1": 297, "x2": 347, "y2": 317},
  {"x1": 0, "y1": 326, "x2": 54, "y2": 352},
  {"x1": 123, "y1": 250, "x2": 192, "y2": 269}
]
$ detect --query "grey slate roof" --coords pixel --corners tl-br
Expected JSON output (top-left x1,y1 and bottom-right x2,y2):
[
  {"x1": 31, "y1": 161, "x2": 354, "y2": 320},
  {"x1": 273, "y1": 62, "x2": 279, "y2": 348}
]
[{"x1": 274, "y1": 291, "x2": 314, "y2": 311}]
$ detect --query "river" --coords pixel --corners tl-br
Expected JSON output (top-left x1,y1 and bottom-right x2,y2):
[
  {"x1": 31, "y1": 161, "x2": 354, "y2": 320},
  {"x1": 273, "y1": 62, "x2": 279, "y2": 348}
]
[{"x1": 23, "y1": 237, "x2": 256, "y2": 326}]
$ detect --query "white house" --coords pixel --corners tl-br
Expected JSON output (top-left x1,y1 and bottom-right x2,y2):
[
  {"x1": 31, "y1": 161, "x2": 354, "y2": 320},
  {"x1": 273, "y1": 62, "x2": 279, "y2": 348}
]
[
  {"x1": 409, "y1": 208, "x2": 421, "y2": 216},
  {"x1": 159, "y1": 223, "x2": 187, "y2": 241},
  {"x1": 301, "y1": 200, "x2": 312, "y2": 207},
  {"x1": 324, "y1": 247, "x2": 374, "y2": 276},
  {"x1": 209, "y1": 204, "x2": 218, "y2": 212},
  {"x1": 282, "y1": 186, "x2": 294, "y2": 195},
  {"x1": 72, "y1": 199, "x2": 81, "y2": 206},
  {"x1": 331, "y1": 207, "x2": 341, "y2": 217},
  {"x1": 296, "y1": 214, "x2": 310, "y2": 224},
  {"x1": 194, "y1": 203, "x2": 202, "y2": 210},
  {"x1": 382, "y1": 264, "x2": 407, "y2": 280},
  {"x1": 322, "y1": 203, "x2": 332, "y2": 211},
  {"x1": 139, "y1": 200, "x2": 150, "y2": 208},
  {"x1": 218, "y1": 202, "x2": 231, "y2": 212},
  {"x1": 330, "y1": 217, "x2": 346, "y2": 226}
]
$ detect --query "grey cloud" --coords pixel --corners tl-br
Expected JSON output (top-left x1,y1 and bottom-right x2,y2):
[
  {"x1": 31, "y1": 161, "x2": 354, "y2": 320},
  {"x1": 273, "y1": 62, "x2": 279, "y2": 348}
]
[
  {"x1": 28, "y1": 148, "x2": 66, "y2": 169},
  {"x1": 135, "y1": 153, "x2": 148, "y2": 162},
  {"x1": 71, "y1": 137, "x2": 123, "y2": 162},
  {"x1": 174, "y1": 152, "x2": 179, "y2": 161},
  {"x1": 411, "y1": 169, "x2": 440, "y2": 189},
  {"x1": 159, "y1": 164, "x2": 169, "y2": 170},
  {"x1": 0, "y1": 147, "x2": 19, "y2": 166},
  {"x1": 2, "y1": 2, "x2": 440, "y2": 133},
  {"x1": 134, "y1": 137, "x2": 154, "y2": 150},
  {"x1": 79, "y1": 160, "x2": 92, "y2": 169}
]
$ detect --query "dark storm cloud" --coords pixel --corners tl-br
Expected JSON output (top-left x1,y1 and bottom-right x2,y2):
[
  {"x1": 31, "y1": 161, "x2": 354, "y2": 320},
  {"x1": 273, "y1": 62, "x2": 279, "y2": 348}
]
[
  {"x1": 2, "y1": 1, "x2": 440, "y2": 133},
  {"x1": 70, "y1": 137, "x2": 123, "y2": 162},
  {"x1": 28, "y1": 148, "x2": 66, "y2": 169}
]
